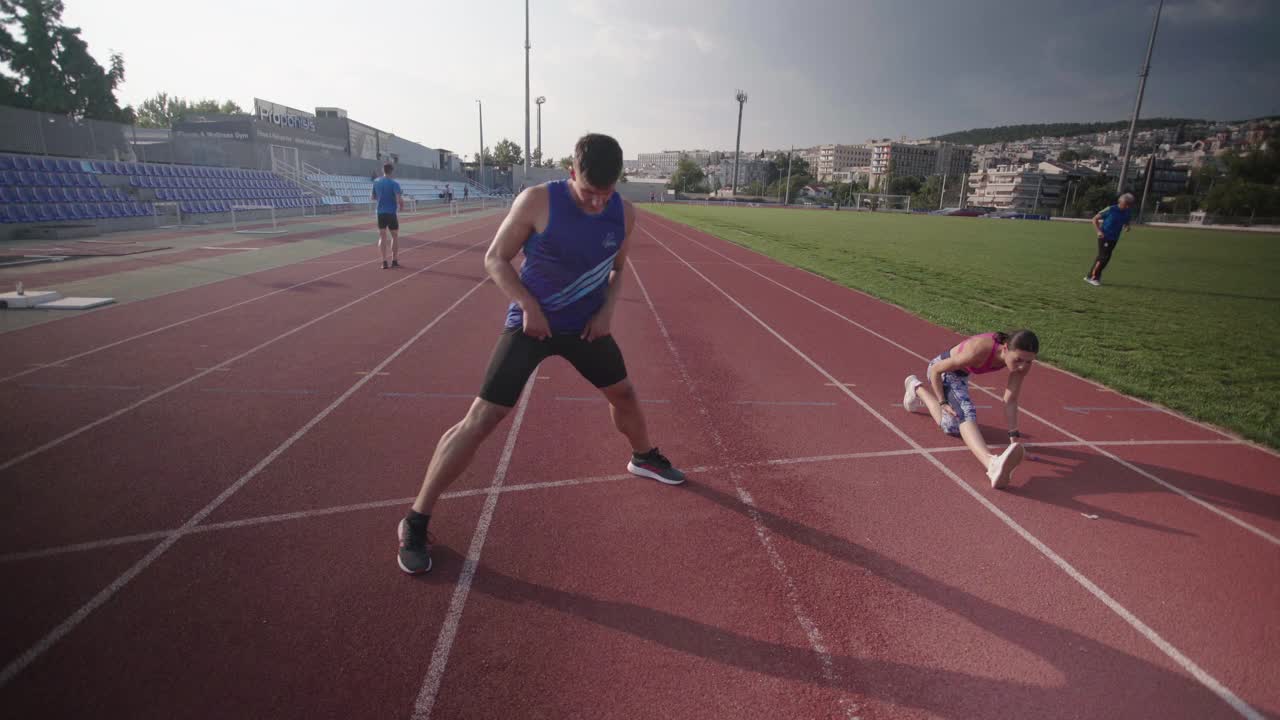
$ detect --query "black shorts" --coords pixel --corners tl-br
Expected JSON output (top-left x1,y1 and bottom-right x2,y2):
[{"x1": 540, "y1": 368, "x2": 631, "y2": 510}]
[
  {"x1": 479, "y1": 328, "x2": 629, "y2": 407},
  {"x1": 377, "y1": 213, "x2": 399, "y2": 230}
]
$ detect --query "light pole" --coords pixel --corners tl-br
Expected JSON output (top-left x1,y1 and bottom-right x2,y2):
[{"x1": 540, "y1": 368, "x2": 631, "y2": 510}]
[
  {"x1": 476, "y1": 99, "x2": 484, "y2": 189},
  {"x1": 524, "y1": 0, "x2": 531, "y2": 174},
  {"x1": 732, "y1": 90, "x2": 747, "y2": 195},
  {"x1": 1117, "y1": 0, "x2": 1163, "y2": 194},
  {"x1": 783, "y1": 146, "x2": 793, "y2": 206},
  {"x1": 535, "y1": 96, "x2": 546, "y2": 163}
]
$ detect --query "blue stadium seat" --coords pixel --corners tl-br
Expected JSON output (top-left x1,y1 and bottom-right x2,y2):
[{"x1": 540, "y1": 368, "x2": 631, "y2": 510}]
[
  {"x1": 13, "y1": 204, "x2": 35, "y2": 222},
  {"x1": 0, "y1": 156, "x2": 14, "y2": 171},
  {"x1": 0, "y1": 186, "x2": 16, "y2": 203},
  {"x1": 54, "y1": 159, "x2": 72, "y2": 173},
  {"x1": 0, "y1": 171, "x2": 15, "y2": 186},
  {"x1": 0, "y1": 205, "x2": 13, "y2": 223},
  {"x1": 136, "y1": 202, "x2": 153, "y2": 216}
]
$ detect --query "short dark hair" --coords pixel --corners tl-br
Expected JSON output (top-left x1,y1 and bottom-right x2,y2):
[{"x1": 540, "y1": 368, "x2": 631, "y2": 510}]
[
  {"x1": 573, "y1": 133, "x2": 623, "y2": 188},
  {"x1": 383, "y1": 163, "x2": 394, "y2": 175}
]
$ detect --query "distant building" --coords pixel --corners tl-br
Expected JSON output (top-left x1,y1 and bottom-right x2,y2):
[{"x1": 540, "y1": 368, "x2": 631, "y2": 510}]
[{"x1": 966, "y1": 163, "x2": 1067, "y2": 212}]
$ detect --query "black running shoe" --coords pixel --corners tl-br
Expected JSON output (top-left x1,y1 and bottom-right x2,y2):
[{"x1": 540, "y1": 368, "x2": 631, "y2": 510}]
[
  {"x1": 627, "y1": 447, "x2": 686, "y2": 485},
  {"x1": 382, "y1": 260, "x2": 389, "y2": 270},
  {"x1": 391, "y1": 259, "x2": 401, "y2": 268},
  {"x1": 397, "y1": 519, "x2": 433, "y2": 575}
]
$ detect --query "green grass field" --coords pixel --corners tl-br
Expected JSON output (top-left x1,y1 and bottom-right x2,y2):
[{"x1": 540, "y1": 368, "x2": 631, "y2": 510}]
[{"x1": 647, "y1": 205, "x2": 1280, "y2": 450}]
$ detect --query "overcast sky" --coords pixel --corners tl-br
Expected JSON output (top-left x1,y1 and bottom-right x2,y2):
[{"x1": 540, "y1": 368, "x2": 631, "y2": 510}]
[{"x1": 65, "y1": 0, "x2": 1279, "y2": 160}]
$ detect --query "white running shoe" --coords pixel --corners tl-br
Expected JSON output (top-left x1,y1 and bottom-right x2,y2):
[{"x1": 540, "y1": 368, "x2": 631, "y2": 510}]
[
  {"x1": 987, "y1": 443, "x2": 1025, "y2": 490},
  {"x1": 903, "y1": 375, "x2": 923, "y2": 412},
  {"x1": 1083, "y1": 276, "x2": 1101, "y2": 287}
]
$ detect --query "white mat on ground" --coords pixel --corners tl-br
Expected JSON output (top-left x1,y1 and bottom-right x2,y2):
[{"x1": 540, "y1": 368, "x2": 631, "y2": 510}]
[
  {"x1": 35, "y1": 297, "x2": 115, "y2": 310},
  {"x1": 0, "y1": 290, "x2": 61, "y2": 308}
]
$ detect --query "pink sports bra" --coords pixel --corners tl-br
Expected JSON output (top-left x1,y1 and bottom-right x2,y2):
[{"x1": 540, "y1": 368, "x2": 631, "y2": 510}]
[{"x1": 958, "y1": 333, "x2": 1005, "y2": 375}]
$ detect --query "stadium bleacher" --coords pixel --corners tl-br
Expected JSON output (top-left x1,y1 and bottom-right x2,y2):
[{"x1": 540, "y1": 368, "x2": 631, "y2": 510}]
[
  {"x1": 307, "y1": 174, "x2": 485, "y2": 206},
  {"x1": 0, "y1": 153, "x2": 315, "y2": 224}
]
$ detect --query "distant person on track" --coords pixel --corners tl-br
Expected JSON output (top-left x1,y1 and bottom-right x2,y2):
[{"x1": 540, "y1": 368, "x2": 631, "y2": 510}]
[
  {"x1": 902, "y1": 330, "x2": 1039, "y2": 489},
  {"x1": 397, "y1": 133, "x2": 686, "y2": 575},
  {"x1": 372, "y1": 163, "x2": 404, "y2": 269},
  {"x1": 1084, "y1": 192, "x2": 1134, "y2": 286}
]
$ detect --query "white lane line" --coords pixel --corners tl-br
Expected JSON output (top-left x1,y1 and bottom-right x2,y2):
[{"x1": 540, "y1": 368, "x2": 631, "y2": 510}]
[
  {"x1": 0, "y1": 237, "x2": 492, "y2": 475},
  {"x1": 0, "y1": 219, "x2": 495, "y2": 384},
  {"x1": 410, "y1": 376, "x2": 538, "y2": 720},
  {"x1": 647, "y1": 216, "x2": 1280, "y2": 547},
  {"x1": 629, "y1": 254, "x2": 860, "y2": 719},
  {"x1": 643, "y1": 225, "x2": 1264, "y2": 720},
  {"x1": 0, "y1": 274, "x2": 493, "y2": 690}
]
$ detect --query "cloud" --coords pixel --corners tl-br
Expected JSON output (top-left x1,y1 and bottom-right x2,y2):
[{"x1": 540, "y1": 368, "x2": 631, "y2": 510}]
[{"x1": 1164, "y1": 0, "x2": 1269, "y2": 23}]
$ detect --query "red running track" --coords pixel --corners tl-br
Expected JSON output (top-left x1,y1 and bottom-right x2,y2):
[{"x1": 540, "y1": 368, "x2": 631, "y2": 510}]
[
  {"x1": 0, "y1": 206, "x2": 473, "y2": 288},
  {"x1": 0, "y1": 208, "x2": 1275, "y2": 719}
]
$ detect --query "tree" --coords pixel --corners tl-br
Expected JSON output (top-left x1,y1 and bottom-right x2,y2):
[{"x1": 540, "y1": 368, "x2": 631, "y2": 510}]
[
  {"x1": 886, "y1": 175, "x2": 923, "y2": 196},
  {"x1": 1072, "y1": 175, "x2": 1118, "y2": 217},
  {"x1": 911, "y1": 175, "x2": 946, "y2": 210},
  {"x1": 558, "y1": 156, "x2": 573, "y2": 171},
  {"x1": 666, "y1": 157, "x2": 707, "y2": 193},
  {"x1": 1205, "y1": 178, "x2": 1280, "y2": 218},
  {"x1": 491, "y1": 138, "x2": 523, "y2": 167},
  {"x1": 135, "y1": 93, "x2": 244, "y2": 128},
  {"x1": 0, "y1": 0, "x2": 130, "y2": 121},
  {"x1": 530, "y1": 148, "x2": 543, "y2": 167},
  {"x1": 766, "y1": 172, "x2": 815, "y2": 204}
]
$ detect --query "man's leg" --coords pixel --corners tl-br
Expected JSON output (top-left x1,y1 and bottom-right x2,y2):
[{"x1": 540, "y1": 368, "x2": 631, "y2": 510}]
[
  {"x1": 1089, "y1": 237, "x2": 1113, "y2": 281},
  {"x1": 562, "y1": 335, "x2": 685, "y2": 485},
  {"x1": 377, "y1": 225, "x2": 390, "y2": 265},
  {"x1": 412, "y1": 398, "x2": 510, "y2": 515},
  {"x1": 389, "y1": 217, "x2": 401, "y2": 266},
  {"x1": 398, "y1": 329, "x2": 544, "y2": 574},
  {"x1": 599, "y1": 379, "x2": 651, "y2": 453}
]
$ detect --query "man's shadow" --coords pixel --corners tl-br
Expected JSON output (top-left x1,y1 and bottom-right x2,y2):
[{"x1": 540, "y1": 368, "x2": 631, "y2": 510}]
[{"x1": 421, "y1": 476, "x2": 1252, "y2": 718}]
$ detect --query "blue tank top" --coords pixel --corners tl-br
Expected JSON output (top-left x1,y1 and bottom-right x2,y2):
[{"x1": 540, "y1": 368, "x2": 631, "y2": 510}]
[{"x1": 505, "y1": 181, "x2": 625, "y2": 333}]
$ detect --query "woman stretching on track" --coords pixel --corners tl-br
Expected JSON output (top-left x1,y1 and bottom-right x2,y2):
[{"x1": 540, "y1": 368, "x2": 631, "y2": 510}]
[{"x1": 902, "y1": 329, "x2": 1039, "y2": 489}]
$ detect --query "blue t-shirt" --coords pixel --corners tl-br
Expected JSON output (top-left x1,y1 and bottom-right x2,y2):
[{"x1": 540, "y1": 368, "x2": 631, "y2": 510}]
[
  {"x1": 505, "y1": 181, "x2": 625, "y2": 334},
  {"x1": 372, "y1": 177, "x2": 401, "y2": 215},
  {"x1": 1098, "y1": 204, "x2": 1131, "y2": 241}
]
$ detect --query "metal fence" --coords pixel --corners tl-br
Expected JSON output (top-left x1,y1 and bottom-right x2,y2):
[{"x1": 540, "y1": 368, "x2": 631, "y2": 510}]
[{"x1": 0, "y1": 104, "x2": 486, "y2": 187}]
